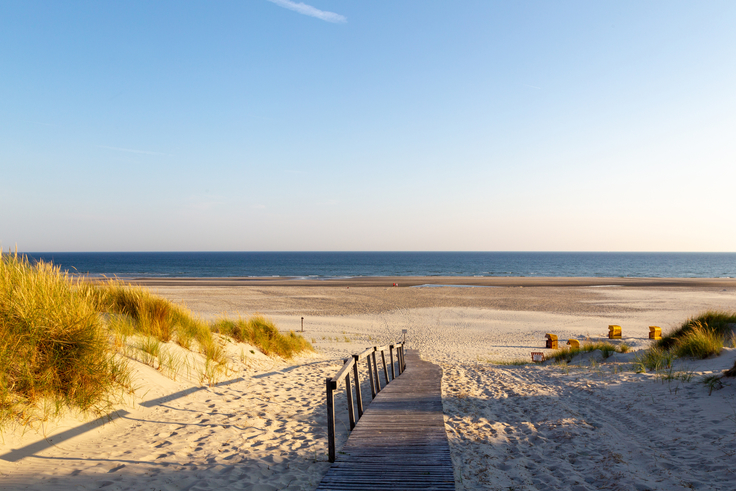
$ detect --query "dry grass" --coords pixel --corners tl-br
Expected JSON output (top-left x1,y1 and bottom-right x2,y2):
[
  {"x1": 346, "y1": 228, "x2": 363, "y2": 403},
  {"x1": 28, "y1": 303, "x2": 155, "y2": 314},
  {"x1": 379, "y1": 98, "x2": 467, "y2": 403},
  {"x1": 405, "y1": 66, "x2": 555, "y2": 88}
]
[
  {"x1": 672, "y1": 323, "x2": 723, "y2": 359},
  {"x1": 91, "y1": 280, "x2": 225, "y2": 364},
  {"x1": 212, "y1": 315, "x2": 313, "y2": 359},
  {"x1": 549, "y1": 341, "x2": 630, "y2": 364},
  {"x1": 634, "y1": 311, "x2": 735, "y2": 374},
  {"x1": 0, "y1": 251, "x2": 130, "y2": 426},
  {"x1": 658, "y1": 310, "x2": 736, "y2": 351},
  {"x1": 1, "y1": 251, "x2": 313, "y2": 428}
]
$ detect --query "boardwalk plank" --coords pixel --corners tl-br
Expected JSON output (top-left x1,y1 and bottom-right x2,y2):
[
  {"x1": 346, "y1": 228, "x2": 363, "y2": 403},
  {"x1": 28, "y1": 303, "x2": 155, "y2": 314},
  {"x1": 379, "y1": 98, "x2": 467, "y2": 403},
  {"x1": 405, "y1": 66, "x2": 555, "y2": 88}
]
[{"x1": 316, "y1": 350, "x2": 455, "y2": 491}]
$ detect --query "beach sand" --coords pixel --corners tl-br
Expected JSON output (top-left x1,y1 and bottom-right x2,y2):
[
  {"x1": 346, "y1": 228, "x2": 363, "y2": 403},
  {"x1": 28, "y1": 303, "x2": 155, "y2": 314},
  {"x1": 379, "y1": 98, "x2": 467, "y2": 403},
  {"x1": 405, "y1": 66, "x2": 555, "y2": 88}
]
[{"x1": 1, "y1": 279, "x2": 735, "y2": 490}]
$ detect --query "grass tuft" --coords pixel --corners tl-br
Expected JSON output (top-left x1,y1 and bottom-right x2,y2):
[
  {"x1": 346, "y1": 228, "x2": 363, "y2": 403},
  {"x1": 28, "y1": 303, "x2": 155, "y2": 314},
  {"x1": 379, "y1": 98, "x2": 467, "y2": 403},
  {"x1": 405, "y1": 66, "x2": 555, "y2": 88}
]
[
  {"x1": 672, "y1": 323, "x2": 723, "y2": 359},
  {"x1": 658, "y1": 310, "x2": 736, "y2": 350},
  {"x1": 634, "y1": 311, "x2": 735, "y2": 374},
  {"x1": 635, "y1": 347, "x2": 674, "y2": 372},
  {"x1": 549, "y1": 341, "x2": 629, "y2": 364},
  {"x1": 212, "y1": 315, "x2": 313, "y2": 359}
]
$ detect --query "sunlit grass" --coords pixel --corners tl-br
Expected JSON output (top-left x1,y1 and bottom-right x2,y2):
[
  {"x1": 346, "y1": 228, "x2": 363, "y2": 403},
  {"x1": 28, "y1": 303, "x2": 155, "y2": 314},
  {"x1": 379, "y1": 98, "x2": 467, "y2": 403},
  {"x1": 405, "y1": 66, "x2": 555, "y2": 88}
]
[
  {"x1": 0, "y1": 250, "x2": 131, "y2": 426},
  {"x1": 657, "y1": 310, "x2": 736, "y2": 351},
  {"x1": 549, "y1": 341, "x2": 630, "y2": 364},
  {"x1": 634, "y1": 311, "x2": 735, "y2": 376},
  {"x1": 1, "y1": 251, "x2": 314, "y2": 428},
  {"x1": 212, "y1": 315, "x2": 313, "y2": 359}
]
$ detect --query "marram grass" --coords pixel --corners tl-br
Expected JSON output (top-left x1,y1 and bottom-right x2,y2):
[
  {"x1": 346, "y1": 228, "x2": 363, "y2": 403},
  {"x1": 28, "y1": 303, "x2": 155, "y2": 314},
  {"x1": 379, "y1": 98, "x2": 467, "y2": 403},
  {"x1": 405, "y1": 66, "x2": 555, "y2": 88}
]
[
  {"x1": 0, "y1": 251, "x2": 313, "y2": 428},
  {"x1": 212, "y1": 315, "x2": 314, "y2": 359},
  {"x1": 657, "y1": 310, "x2": 736, "y2": 351},
  {"x1": 0, "y1": 250, "x2": 130, "y2": 426},
  {"x1": 635, "y1": 310, "x2": 735, "y2": 373},
  {"x1": 549, "y1": 341, "x2": 630, "y2": 364}
]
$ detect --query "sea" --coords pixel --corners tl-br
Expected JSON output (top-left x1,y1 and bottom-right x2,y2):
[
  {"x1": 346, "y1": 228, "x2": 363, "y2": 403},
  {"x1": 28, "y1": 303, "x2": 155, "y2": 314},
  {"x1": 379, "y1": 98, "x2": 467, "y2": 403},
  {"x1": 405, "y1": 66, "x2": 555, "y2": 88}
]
[{"x1": 20, "y1": 252, "x2": 736, "y2": 279}]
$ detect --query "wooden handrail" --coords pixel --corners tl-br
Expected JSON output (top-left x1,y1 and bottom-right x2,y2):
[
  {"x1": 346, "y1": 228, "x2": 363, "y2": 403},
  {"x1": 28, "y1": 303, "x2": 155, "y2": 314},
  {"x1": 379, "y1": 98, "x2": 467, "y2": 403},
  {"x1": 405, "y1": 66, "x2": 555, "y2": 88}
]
[
  {"x1": 326, "y1": 341, "x2": 406, "y2": 462},
  {"x1": 331, "y1": 357, "x2": 355, "y2": 384}
]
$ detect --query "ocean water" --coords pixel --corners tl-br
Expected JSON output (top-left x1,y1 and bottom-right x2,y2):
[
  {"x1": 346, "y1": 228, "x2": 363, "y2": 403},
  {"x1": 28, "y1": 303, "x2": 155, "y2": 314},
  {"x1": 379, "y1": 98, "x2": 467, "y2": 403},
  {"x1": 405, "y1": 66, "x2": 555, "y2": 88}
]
[{"x1": 21, "y1": 252, "x2": 736, "y2": 279}]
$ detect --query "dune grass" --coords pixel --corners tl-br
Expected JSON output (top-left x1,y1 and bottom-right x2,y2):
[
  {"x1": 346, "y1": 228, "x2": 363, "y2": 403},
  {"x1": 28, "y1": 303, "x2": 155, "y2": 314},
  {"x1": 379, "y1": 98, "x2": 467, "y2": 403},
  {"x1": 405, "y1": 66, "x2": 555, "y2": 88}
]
[
  {"x1": 0, "y1": 250, "x2": 130, "y2": 426},
  {"x1": 672, "y1": 323, "x2": 723, "y2": 359},
  {"x1": 90, "y1": 280, "x2": 225, "y2": 363},
  {"x1": 212, "y1": 315, "x2": 314, "y2": 359},
  {"x1": 0, "y1": 251, "x2": 313, "y2": 428},
  {"x1": 657, "y1": 311, "x2": 736, "y2": 351},
  {"x1": 549, "y1": 341, "x2": 630, "y2": 364},
  {"x1": 632, "y1": 310, "x2": 736, "y2": 376},
  {"x1": 635, "y1": 347, "x2": 675, "y2": 371}
]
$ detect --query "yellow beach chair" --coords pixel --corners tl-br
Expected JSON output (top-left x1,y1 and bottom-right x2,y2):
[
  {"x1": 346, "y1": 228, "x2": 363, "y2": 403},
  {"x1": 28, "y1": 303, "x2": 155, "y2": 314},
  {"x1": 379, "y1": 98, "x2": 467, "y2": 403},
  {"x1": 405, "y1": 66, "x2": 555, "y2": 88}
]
[{"x1": 608, "y1": 325, "x2": 622, "y2": 339}]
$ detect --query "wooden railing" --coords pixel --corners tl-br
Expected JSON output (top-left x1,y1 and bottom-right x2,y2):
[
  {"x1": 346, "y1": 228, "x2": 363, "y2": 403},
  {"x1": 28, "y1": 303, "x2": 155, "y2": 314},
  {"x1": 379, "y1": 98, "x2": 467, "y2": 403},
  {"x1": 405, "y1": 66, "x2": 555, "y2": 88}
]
[{"x1": 325, "y1": 342, "x2": 406, "y2": 462}]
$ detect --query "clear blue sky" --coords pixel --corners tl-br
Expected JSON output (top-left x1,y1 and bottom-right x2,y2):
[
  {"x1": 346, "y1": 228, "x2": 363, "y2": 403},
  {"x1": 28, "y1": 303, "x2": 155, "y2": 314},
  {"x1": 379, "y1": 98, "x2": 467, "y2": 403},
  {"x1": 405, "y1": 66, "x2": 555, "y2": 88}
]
[{"x1": 2, "y1": 1, "x2": 735, "y2": 252}]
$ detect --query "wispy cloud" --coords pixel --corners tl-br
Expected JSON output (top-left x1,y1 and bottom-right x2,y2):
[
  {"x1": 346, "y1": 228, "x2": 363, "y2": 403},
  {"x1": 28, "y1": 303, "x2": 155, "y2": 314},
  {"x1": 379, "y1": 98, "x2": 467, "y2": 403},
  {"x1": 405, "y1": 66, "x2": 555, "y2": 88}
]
[
  {"x1": 523, "y1": 84, "x2": 541, "y2": 90},
  {"x1": 97, "y1": 145, "x2": 171, "y2": 156},
  {"x1": 266, "y1": 0, "x2": 346, "y2": 23}
]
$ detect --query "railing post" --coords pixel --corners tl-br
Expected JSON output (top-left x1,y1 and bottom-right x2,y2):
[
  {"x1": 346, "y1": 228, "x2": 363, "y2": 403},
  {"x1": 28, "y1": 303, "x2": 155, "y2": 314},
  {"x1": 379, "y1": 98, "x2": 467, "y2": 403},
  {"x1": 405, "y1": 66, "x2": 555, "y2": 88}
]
[
  {"x1": 326, "y1": 377, "x2": 337, "y2": 463},
  {"x1": 372, "y1": 348, "x2": 382, "y2": 392},
  {"x1": 389, "y1": 344, "x2": 396, "y2": 380},
  {"x1": 345, "y1": 368, "x2": 356, "y2": 430},
  {"x1": 352, "y1": 354, "x2": 363, "y2": 418},
  {"x1": 380, "y1": 349, "x2": 390, "y2": 385},
  {"x1": 367, "y1": 355, "x2": 376, "y2": 399},
  {"x1": 402, "y1": 344, "x2": 407, "y2": 371}
]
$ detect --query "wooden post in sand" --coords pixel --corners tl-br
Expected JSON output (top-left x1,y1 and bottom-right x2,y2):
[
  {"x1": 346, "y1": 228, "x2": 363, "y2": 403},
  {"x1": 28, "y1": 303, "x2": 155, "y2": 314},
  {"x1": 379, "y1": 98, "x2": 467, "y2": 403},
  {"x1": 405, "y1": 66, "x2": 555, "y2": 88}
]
[
  {"x1": 372, "y1": 348, "x2": 382, "y2": 392},
  {"x1": 367, "y1": 354, "x2": 376, "y2": 399},
  {"x1": 352, "y1": 354, "x2": 364, "y2": 418},
  {"x1": 380, "y1": 349, "x2": 390, "y2": 384},
  {"x1": 344, "y1": 363, "x2": 356, "y2": 431},
  {"x1": 326, "y1": 377, "x2": 336, "y2": 463},
  {"x1": 389, "y1": 345, "x2": 396, "y2": 380}
]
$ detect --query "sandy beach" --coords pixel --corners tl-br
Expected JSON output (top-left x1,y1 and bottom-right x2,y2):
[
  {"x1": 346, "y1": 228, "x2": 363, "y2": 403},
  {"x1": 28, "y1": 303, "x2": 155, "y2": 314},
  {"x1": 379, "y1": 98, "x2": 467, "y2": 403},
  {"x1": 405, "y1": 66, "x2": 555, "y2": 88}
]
[{"x1": 2, "y1": 279, "x2": 735, "y2": 490}]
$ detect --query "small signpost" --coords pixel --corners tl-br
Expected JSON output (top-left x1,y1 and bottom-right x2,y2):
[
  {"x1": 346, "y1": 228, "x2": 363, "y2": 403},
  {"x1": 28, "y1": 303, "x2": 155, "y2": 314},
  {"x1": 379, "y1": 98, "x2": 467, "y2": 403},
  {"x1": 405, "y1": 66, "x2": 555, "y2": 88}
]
[
  {"x1": 402, "y1": 329, "x2": 407, "y2": 344},
  {"x1": 531, "y1": 352, "x2": 545, "y2": 363},
  {"x1": 301, "y1": 317, "x2": 304, "y2": 332}
]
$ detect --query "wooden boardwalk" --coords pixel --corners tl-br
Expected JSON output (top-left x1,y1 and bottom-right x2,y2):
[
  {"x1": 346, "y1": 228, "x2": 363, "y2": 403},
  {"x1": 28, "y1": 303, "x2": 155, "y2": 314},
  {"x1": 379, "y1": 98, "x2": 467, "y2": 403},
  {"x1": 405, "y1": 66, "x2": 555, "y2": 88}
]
[{"x1": 316, "y1": 350, "x2": 456, "y2": 490}]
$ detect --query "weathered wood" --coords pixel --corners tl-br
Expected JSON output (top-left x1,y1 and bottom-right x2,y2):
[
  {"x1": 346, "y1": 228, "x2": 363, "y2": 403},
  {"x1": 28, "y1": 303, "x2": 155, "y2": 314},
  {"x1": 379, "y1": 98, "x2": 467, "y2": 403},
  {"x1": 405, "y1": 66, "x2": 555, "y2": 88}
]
[
  {"x1": 317, "y1": 350, "x2": 455, "y2": 491},
  {"x1": 389, "y1": 345, "x2": 396, "y2": 380},
  {"x1": 372, "y1": 349, "x2": 382, "y2": 392},
  {"x1": 380, "y1": 349, "x2": 389, "y2": 385},
  {"x1": 367, "y1": 355, "x2": 376, "y2": 399},
  {"x1": 326, "y1": 377, "x2": 337, "y2": 464},
  {"x1": 352, "y1": 354, "x2": 364, "y2": 418},
  {"x1": 356, "y1": 347, "x2": 375, "y2": 360},
  {"x1": 345, "y1": 368, "x2": 356, "y2": 431},
  {"x1": 332, "y1": 357, "x2": 355, "y2": 384}
]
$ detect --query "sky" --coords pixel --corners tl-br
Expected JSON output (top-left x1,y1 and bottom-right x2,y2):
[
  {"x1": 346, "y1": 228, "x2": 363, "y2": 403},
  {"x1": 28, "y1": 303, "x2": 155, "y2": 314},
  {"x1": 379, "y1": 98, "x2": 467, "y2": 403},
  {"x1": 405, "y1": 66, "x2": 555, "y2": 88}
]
[{"x1": 2, "y1": 1, "x2": 735, "y2": 252}]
